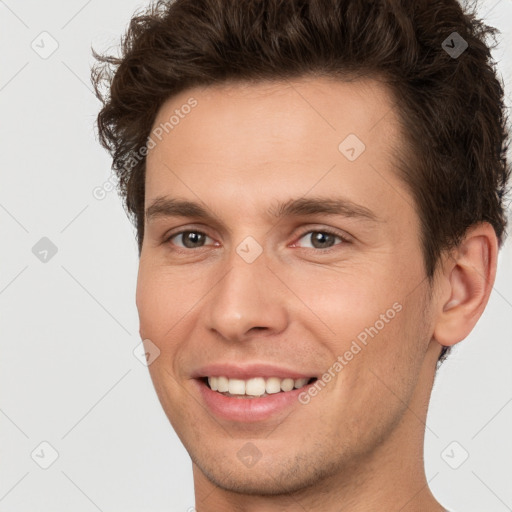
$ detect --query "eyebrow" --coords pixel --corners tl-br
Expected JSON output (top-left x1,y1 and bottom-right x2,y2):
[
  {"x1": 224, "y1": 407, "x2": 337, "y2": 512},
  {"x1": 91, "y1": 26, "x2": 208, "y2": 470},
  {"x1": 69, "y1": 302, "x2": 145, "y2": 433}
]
[{"x1": 145, "y1": 196, "x2": 382, "y2": 224}]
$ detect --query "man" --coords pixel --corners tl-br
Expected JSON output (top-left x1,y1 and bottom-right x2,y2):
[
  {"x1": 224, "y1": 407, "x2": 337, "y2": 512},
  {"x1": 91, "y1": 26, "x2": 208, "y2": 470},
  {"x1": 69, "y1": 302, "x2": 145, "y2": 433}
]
[{"x1": 92, "y1": 0, "x2": 510, "y2": 510}]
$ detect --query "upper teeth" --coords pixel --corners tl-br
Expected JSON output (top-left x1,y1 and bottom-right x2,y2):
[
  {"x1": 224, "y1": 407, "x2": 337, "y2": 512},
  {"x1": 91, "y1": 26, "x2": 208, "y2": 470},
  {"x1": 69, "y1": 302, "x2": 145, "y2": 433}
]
[{"x1": 208, "y1": 376, "x2": 310, "y2": 396}]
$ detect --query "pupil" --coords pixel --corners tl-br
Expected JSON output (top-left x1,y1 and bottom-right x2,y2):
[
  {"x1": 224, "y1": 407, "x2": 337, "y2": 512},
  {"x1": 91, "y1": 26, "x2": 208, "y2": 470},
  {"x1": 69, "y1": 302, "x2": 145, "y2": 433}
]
[
  {"x1": 184, "y1": 231, "x2": 204, "y2": 248},
  {"x1": 180, "y1": 232, "x2": 334, "y2": 249},
  {"x1": 312, "y1": 232, "x2": 334, "y2": 249}
]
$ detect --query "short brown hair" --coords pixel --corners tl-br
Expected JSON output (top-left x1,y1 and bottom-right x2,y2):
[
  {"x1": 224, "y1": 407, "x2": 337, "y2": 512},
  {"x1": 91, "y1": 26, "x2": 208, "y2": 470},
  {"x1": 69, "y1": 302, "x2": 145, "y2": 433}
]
[{"x1": 92, "y1": 0, "x2": 511, "y2": 362}]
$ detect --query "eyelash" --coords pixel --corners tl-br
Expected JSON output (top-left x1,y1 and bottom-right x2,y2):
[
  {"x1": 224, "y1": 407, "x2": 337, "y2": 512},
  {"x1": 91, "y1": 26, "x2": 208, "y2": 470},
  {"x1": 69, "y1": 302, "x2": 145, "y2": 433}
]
[{"x1": 164, "y1": 227, "x2": 351, "y2": 253}]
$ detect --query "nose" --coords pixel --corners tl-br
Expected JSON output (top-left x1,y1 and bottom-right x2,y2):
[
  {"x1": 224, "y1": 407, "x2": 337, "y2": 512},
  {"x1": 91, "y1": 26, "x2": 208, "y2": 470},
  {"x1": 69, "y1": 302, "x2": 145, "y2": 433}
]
[{"x1": 203, "y1": 247, "x2": 289, "y2": 343}]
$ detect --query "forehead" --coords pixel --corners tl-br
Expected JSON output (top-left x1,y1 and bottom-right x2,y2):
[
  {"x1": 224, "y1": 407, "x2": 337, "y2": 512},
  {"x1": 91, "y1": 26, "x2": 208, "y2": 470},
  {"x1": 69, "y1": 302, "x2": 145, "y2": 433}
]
[
  {"x1": 148, "y1": 76, "x2": 401, "y2": 161},
  {"x1": 145, "y1": 76, "x2": 409, "y2": 224}
]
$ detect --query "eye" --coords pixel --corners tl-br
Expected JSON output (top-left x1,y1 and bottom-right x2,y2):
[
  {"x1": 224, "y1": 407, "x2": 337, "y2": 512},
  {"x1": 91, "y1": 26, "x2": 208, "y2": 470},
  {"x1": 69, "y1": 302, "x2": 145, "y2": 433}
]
[
  {"x1": 166, "y1": 230, "x2": 215, "y2": 249},
  {"x1": 164, "y1": 228, "x2": 350, "y2": 252},
  {"x1": 293, "y1": 229, "x2": 349, "y2": 251}
]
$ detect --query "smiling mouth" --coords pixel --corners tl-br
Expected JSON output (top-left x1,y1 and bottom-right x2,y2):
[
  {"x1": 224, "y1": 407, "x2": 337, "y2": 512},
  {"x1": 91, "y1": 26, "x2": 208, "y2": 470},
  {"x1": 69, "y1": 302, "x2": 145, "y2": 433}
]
[{"x1": 201, "y1": 376, "x2": 317, "y2": 398}]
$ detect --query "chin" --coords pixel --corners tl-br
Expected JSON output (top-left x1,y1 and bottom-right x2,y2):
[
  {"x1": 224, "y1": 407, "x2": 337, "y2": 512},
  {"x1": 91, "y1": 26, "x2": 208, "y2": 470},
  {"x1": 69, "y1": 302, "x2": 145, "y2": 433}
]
[{"x1": 190, "y1": 447, "x2": 345, "y2": 497}]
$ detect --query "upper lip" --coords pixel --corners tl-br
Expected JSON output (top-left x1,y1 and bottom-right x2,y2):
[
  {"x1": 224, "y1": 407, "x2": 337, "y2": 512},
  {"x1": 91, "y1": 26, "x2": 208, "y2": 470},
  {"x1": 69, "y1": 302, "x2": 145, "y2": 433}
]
[{"x1": 191, "y1": 363, "x2": 318, "y2": 380}]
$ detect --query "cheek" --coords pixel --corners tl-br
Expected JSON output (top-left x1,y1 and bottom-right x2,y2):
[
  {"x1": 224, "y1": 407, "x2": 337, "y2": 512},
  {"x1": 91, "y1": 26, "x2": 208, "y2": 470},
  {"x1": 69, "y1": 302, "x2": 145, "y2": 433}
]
[
  {"x1": 343, "y1": 294, "x2": 430, "y2": 411},
  {"x1": 286, "y1": 262, "x2": 403, "y2": 338},
  {"x1": 298, "y1": 263, "x2": 428, "y2": 390},
  {"x1": 136, "y1": 264, "x2": 192, "y2": 339},
  {"x1": 136, "y1": 268, "x2": 191, "y2": 417},
  {"x1": 136, "y1": 265, "x2": 206, "y2": 389}
]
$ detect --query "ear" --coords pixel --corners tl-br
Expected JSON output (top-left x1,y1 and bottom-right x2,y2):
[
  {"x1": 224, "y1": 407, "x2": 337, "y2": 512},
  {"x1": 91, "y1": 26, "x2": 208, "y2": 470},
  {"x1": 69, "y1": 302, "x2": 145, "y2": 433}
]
[{"x1": 433, "y1": 222, "x2": 498, "y2": 347}]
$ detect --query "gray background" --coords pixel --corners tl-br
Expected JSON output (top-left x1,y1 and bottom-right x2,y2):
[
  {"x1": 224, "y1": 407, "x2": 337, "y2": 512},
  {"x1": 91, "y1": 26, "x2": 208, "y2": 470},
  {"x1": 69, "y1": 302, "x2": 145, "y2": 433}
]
[{"x1": 0, "y1": 0, "x2": 511, "y2": 511}]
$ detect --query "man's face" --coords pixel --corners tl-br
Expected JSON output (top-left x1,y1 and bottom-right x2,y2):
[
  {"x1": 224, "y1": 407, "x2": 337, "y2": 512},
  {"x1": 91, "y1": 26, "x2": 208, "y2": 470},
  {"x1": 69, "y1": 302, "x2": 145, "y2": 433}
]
[{"x1": 137, "y1": 77, "x2": 440, "y2": 494}]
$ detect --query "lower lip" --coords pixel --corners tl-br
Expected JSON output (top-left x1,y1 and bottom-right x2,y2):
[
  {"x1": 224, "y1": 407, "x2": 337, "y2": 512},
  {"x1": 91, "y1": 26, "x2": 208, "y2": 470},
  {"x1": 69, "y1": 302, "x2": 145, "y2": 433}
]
[{"x1": 194, "y1": 379, "x2": 311, "y2": 423}]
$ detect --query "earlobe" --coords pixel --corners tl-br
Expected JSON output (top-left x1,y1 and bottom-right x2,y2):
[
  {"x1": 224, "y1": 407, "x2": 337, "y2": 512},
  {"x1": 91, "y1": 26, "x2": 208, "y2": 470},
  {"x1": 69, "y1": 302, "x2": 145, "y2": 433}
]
[{"x1": 433, "y1": 223, "x2": 498, "y2": 347}]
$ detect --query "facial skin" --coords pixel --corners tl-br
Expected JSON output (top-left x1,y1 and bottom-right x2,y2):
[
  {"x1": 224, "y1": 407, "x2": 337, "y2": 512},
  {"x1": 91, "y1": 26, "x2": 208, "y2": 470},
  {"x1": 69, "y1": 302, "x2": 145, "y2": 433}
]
[{"x1": 136, "y1": 77, "x2": 497, "y2": 511}]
